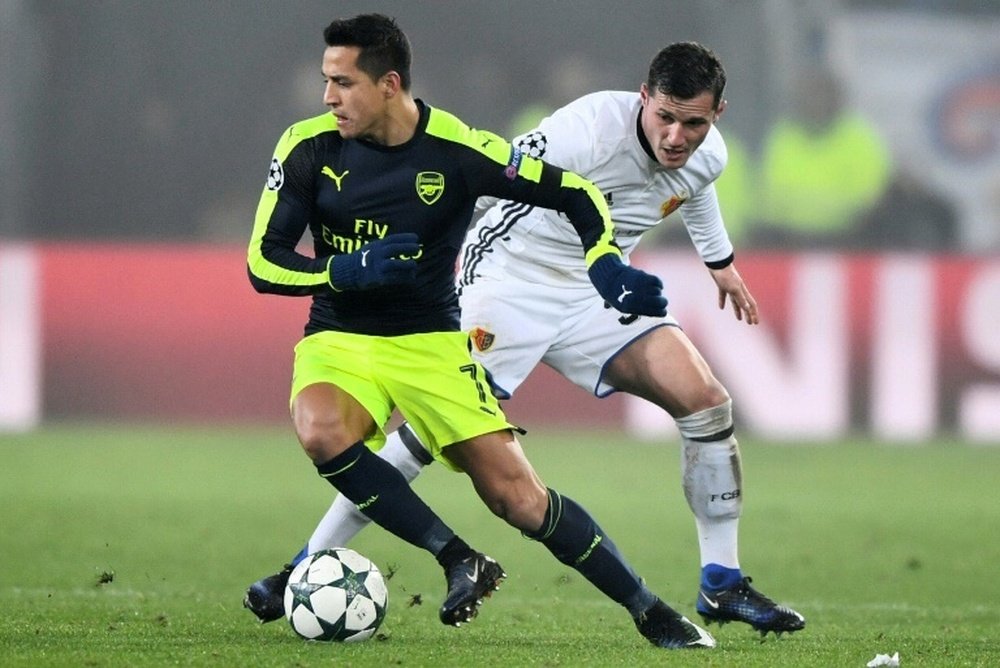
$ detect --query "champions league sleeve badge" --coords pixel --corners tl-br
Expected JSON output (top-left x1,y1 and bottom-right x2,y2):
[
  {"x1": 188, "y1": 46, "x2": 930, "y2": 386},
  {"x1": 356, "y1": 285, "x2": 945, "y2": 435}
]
[{"x1": 266, "y1": 158, "x2": 284, "y2": 191}]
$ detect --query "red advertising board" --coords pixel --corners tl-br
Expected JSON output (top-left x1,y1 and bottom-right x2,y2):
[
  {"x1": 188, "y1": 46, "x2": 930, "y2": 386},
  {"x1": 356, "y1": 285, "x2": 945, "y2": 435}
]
[{"x1": 1, "y1": 243, "x2": 997, "y2": 442}]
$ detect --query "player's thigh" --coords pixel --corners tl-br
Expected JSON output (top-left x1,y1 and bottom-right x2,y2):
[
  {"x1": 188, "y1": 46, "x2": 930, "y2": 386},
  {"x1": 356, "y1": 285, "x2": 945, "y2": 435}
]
[
  {"x1": 605, "y1": 324, "x2": 729, "y2": 416},
  {"x1": 542, "y1": 295, "x2": 679, "y2": 397},
  {"x1": 291, "y1": 332, "x2": 392, "y2": 448},
  {"x1": 377, "y1": 331, "x2": 514, "y2": 470},
  {"x1": 460, "y1": 276, "x2": 564, "y2": 397}
]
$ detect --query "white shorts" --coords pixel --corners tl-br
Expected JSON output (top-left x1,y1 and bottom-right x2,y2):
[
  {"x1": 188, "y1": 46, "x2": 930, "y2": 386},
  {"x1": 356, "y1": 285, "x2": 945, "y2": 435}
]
[{"x1": 459, "y1": 271, "x2": 678, "y2": 398}]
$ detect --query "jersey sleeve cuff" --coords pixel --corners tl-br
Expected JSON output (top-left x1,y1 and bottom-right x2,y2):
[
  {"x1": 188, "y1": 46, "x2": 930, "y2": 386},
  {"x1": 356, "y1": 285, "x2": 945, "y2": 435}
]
[
  {"x1": 584, "y1": 245, "x2": 622, "y2": 269},
  {"x1": 326, "y1": 255, "x2": 345, "y2": 292},
  {"x1": 705, "y1": 253, "x2": 734, "y2": 270}
]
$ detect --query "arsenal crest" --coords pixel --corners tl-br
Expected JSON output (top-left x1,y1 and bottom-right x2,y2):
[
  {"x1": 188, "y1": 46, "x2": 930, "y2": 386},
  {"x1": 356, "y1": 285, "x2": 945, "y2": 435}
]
[{"x1": 415, "y1": 171, "x2": 445, "y2": 205}]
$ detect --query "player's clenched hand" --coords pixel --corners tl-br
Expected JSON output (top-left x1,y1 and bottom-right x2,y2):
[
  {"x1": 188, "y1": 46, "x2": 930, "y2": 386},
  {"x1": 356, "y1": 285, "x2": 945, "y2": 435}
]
[
  {"x1": 327, "y1": 232, "x2": 420, "y2": 291},
  {"x1": 587, "y1": 254, "x2": 667, "y2": 317}
]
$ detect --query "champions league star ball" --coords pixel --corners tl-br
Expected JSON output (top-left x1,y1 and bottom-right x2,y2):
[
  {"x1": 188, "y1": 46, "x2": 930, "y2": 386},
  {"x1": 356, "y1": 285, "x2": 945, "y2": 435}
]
[
  {"x1": 515, "y1": 130, "x2": 547, "y2": 158},
  {"x1": 283, "y1": 548, "x2": 388, "y2": 642}
]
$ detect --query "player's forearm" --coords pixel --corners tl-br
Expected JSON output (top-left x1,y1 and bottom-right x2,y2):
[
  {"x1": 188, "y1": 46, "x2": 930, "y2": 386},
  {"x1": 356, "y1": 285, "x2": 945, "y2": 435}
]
[
  {"x1": 247, "y1": 238, "x2": 329, "y2": 296},
  {"x1": 555, "y1": 171, "x2": 621, "y2": 267}
]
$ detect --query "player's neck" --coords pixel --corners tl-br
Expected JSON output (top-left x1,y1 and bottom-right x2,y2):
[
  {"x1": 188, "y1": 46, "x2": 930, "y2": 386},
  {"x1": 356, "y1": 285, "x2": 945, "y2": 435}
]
[{"x1": 375, "y1": 96, "x2": 421, "y2": 147}]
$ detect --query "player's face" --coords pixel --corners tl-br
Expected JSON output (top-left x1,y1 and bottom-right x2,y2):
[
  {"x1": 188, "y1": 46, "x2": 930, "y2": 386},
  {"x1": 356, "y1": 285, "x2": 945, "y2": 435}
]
[
  {"x1": 639, "y1": 84, "x2": 724, "y2": 169},
  {"x1": 322, "y1": 46, "x2": 391, "y2": 142}
]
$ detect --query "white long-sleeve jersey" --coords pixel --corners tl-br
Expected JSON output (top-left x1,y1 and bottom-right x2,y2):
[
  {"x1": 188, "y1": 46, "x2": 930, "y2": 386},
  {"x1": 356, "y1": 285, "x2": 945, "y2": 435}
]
[{"x1": 459, "y1": 90, "x2": 734, "y2": 287}]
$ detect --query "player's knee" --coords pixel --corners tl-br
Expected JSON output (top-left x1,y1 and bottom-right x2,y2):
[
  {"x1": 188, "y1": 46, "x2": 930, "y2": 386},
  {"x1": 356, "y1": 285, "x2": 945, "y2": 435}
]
[
  {"x1": 296, "y1": 429, "x2": 334, "y2": 464},
  {"x1": 294, "y1": 413, "x2": 351, "y2": 463},
  {"x1": 683, "y1": 381, "x2": 731, "y2": 415}
]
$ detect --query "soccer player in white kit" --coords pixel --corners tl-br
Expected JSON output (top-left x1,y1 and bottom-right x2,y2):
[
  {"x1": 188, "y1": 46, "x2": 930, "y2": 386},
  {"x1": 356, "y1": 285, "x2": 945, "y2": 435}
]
[{"x1": 246, "y1": 42, "x2": 805, "y2": 637}]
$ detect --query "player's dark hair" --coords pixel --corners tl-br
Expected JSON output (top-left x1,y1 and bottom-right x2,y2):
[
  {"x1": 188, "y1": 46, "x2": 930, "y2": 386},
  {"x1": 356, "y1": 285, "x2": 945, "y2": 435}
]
[
  {"x1": 647, "y1": 42, "x2": 726, "y2": 108},
  {"x1": 323, "y1": 13, "x2": 412, "y2": 90}
]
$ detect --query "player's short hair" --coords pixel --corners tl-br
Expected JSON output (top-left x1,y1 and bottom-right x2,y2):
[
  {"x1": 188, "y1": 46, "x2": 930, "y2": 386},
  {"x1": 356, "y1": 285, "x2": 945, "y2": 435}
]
[
  {"x1": 323, "y1": 13, "x2": 412, "y2": 91},
  {"x1": 647, "y1": 42, "x2": 726, "y2": 108}
]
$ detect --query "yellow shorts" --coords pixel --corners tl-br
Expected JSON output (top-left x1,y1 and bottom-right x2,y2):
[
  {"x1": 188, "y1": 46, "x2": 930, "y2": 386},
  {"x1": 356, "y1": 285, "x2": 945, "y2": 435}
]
[{"x1": 291, "y1": 330, "x2": 513, "y2": 470}]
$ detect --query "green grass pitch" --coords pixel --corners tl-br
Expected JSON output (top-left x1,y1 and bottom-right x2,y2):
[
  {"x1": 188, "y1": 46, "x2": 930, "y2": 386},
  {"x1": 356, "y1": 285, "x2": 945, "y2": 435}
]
[{"x1": 2, "y1": 424, "x2": 998, "y2": 666}]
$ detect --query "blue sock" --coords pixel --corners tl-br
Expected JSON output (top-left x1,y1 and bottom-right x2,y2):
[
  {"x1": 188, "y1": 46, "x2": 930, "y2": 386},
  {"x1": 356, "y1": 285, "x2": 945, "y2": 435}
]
[
  {"x1": 525, "y1": 488, "x2": 656, "y2": 617},
  {"x1": 701, "y1": 563, "x2": 742, "y2": 590},
  {"x1": 316, "y1": 441, "x2": 455, "y2": 556}
]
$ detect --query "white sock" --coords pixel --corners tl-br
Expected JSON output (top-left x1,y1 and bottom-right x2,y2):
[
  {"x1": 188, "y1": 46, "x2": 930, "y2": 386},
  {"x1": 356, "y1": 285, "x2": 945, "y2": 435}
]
[
  {"x1": 306, "y1": 424, "x2": 429, "y2": 551},
  {"x1": 675, "y1": 401, "x2": 742, "y2": 570}
]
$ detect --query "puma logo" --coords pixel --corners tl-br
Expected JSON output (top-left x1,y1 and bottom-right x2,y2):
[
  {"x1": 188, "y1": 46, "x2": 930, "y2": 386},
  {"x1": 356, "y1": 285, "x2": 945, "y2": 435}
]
[
  {"x1": 321, "y1": 166, "x2": 349, "y2": 191},
  {"x1": 618, "y1": 285, "x2": 632, "y2": 303}
]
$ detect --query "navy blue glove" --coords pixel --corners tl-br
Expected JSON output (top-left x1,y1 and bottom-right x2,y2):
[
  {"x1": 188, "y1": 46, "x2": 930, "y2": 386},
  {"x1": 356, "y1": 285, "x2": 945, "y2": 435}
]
[
  {"x1": 587, "y1": 254, "x2": 667, "y2": 317},
  {"x1": 327, "y1": 233, "x2": 420, "y2": 291}
]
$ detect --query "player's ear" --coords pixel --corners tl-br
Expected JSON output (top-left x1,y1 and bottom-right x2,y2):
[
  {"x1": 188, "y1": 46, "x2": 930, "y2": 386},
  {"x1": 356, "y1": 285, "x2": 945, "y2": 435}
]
[
  {"x1": 714, "y1": 98, "x2": 727, "y2": 122},
  {"x1": 381, "y1": 71, "x2": 402, "y2": 98}
]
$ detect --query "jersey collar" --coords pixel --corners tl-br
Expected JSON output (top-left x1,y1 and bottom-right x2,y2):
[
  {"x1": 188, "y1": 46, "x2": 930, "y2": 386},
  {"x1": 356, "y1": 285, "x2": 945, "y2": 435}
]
[{"x1": 635, "y1": 107, "x2": 658, "y2": 164}]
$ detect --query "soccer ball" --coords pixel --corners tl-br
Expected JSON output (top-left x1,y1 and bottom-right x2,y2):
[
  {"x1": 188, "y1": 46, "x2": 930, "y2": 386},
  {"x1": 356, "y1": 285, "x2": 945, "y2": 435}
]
[{"x1": 283, "y1": 548, "x2": 388, "y2": 642}]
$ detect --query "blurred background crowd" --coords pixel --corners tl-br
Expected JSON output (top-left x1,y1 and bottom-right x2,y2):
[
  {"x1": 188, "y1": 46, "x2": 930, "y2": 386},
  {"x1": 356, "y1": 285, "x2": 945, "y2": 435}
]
[{"x1": 0, "y1": 0, "x2": 997, "y2": 252}]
